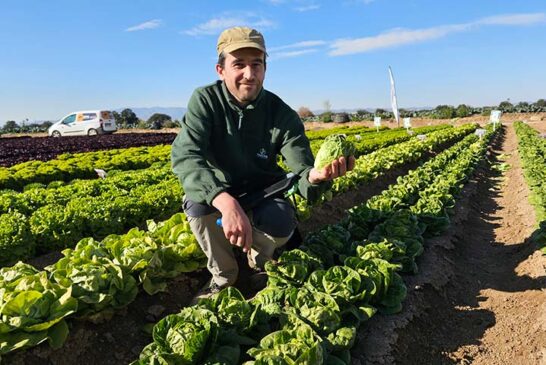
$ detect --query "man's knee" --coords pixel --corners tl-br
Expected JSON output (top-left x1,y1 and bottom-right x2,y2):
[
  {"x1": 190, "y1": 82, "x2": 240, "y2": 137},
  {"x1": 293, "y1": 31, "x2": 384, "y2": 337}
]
[{"x1": 252, "y1": 198, "x2": 297, "y2": 238}]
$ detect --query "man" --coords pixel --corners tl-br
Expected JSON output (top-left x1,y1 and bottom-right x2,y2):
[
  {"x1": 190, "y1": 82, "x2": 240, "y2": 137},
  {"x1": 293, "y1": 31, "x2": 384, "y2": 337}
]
[{"x1": 171, "y1": 26, "x2": 355, "y2": 299}]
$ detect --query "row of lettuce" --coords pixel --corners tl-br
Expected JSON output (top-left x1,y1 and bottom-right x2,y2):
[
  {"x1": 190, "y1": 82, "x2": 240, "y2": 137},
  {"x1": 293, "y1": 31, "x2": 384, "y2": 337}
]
[
  {"x1": 0, "y1": 144, "x2": 172, "y2": 191},
  {"x1": 295, "y1": 123, "x2": 477, "y2": 218},
  {"x1": 131, "y1": 124, "x2": 497, "y2": 364},
  {"x1": 0, "y1": 125, "x2": 453, "y2": 267},
  {"x1": 0, "y1": 213, "x2": 207, "y2": 358},
  {"x1": 0, "y1": 125, "x2": 370, "y2": 191},
  {"x1": 0, "y1": 166, "x2": 182, "y2": 266},
  {"x1": 0, "y1": 125, "x2": 443, "y2": 192},
  {"x1": 0, "y1": 124, "x2": 489, "y2": 360},
  {"x1": 514, "y1": 122, "x2": 546, "y2": 253}
]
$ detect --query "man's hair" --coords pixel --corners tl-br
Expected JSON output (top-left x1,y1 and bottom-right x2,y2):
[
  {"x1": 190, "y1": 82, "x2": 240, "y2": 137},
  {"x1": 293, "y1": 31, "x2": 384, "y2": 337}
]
[{"x1": 217, "y1": 51, "x2": 267, "y2": 68}]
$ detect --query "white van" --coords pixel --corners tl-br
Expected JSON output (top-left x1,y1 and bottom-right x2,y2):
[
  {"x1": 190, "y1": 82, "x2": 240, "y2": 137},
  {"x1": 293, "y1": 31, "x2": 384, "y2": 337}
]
[{"x1": 48, "y1": 110, "x2": 117, "y2": 137}]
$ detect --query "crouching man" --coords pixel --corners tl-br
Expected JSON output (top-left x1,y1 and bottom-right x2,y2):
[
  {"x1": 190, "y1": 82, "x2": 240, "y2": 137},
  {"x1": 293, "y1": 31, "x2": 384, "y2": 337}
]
[{"x1": 171, "y1": 26, "x2": 355, "y2": 301}]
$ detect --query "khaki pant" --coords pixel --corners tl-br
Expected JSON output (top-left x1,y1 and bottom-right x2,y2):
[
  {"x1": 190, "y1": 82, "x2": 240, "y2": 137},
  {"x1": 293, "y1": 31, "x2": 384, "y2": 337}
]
[{"x1": 186, "y1": 200, "x2": 295, "y2": 287}]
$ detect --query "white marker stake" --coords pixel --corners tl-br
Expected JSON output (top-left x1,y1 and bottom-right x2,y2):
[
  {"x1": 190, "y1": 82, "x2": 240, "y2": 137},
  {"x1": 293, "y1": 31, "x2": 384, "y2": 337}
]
[
  {"x1": 374, "y1": 116, "x2": 381, "y2": 132},
  {"x1": 490, "y1": 110, "x2": 502, "y2": 131},
  {"x1": 403, "y1": 117, "x2": 411, "y2": 130},
  {"x1": 475, "y1": 128, "x2": 487, "y2": 140}
]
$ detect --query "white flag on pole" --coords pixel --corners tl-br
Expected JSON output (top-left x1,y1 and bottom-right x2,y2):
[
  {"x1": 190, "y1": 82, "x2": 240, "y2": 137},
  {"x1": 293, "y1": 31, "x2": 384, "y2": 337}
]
[{"x1": 388, "y1": 66, "x2": 400, "y2": 126}]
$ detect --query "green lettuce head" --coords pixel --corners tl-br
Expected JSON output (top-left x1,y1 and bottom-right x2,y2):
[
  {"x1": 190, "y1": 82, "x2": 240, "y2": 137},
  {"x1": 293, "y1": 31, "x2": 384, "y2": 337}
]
[{"x1": 314, "y1": 134, "x2": 355, "y2": 170}]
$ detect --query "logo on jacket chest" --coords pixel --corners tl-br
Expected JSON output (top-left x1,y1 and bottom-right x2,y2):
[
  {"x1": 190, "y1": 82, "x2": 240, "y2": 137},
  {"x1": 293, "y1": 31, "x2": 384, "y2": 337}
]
[{"x1": 256, "y1": 148, "x2": 269, "y2": 160}]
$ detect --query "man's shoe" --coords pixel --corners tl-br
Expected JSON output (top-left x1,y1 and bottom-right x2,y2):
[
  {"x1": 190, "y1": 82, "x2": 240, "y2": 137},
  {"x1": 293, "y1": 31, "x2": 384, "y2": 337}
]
[{"x1": 190, "y1": 279, "x2": 223, "y2": 305}]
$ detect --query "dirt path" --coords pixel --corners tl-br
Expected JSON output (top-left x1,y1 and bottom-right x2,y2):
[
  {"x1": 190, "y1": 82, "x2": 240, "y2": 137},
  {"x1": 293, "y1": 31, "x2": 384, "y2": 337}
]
[{"x1": 388, "y1": 122, "x2": 546, "y2": 364}]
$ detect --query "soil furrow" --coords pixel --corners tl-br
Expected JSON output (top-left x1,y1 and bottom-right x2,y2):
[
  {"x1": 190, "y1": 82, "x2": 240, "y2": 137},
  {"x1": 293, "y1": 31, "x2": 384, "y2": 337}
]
[{"x1": 389, "y1": 122, "x2": 546, "y2": 365}]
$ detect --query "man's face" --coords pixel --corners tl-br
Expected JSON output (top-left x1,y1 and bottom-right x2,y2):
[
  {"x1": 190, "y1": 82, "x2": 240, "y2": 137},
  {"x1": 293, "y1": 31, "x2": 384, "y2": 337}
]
[{"x1": 216, "y1": 48, "x2": 266, "y2": 107}]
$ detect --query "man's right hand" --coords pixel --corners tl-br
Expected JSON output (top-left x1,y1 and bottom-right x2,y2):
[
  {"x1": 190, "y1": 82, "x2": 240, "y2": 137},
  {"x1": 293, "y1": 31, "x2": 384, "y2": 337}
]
[{"x1": 212, "y1": 192, "x2": 253, "y2": 253}]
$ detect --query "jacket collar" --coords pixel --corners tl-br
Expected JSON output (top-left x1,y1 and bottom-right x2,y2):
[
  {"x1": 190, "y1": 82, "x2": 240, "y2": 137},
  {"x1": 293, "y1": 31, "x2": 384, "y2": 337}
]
[{"x1": 220, "y1": 80, "x2": 265, "y2": 112}]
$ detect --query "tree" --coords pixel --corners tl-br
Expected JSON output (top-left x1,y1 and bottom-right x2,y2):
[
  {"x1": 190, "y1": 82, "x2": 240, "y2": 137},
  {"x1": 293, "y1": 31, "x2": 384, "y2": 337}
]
[
  {"x1": 147, "y1": 113, "x2": 172, "y2": 129},
  {"x1": 515, "y1": 102, "x2": 530, "y2": 113},
  {"x1": 3, "y1": 120, "x2": 19, "y2": 133},
  {"x1": 398, "y1": 108, "x2": 410, "y2": 118},
  {"x1": 534, "y1": 99, "x2": 546, "y2": 108},
  {"x1": 498, "y1": 100, "x2": 513, "y2": 113},
  {"x1": 297, "y1": 106, "x2": 314, "y2": 119},
  {"x1": 112, "y1": 111, "x2": 121, "y2": 125},
  {"x1": 434, "y1": 105, "x2": 455, "y2": 119},
  {"x1": 455, "y1": 104, "x2": 470, "y2": 118},
  {"x1": 39, "y1": 121, "x2": 53, "y2": 129},
  {"x1": 120, "y1": 108, "x2": 139, "y2": 128},
  {"x1": 319, "y1": 112, "x2": 332, "y2": 123}
]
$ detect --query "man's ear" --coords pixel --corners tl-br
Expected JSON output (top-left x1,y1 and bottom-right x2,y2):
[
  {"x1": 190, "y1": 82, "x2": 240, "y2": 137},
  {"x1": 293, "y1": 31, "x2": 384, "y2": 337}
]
[{"x1": 216, "y1": 64, "x2": 225, "y2": 80}]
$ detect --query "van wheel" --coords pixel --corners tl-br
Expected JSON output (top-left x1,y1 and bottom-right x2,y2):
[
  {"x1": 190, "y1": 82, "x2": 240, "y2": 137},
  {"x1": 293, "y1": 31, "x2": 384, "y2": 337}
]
[
  {"x1": 51, "y1": 131, "x2": 61, "y2": 137},
  {"x1": 87, "y1": 128, "x2": 98, "y2": 136}
]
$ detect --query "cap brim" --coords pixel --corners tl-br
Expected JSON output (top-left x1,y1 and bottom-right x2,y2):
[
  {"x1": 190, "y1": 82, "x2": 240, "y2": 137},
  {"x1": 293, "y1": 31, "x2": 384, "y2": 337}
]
[{"x1": 220, "y1": 41, "x2": 266, "y2": 55}]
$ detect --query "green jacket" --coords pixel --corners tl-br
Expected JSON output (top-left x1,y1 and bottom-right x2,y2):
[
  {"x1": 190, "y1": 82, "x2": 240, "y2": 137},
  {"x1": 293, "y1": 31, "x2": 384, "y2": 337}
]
[{"x1": 171, "y1": 81, "x2": 329, "y2": 206}]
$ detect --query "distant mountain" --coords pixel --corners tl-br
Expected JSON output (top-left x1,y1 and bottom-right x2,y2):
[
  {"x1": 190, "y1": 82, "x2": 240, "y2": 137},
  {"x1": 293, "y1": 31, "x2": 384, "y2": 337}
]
[{"x1": 114, "y1": 107, "x2": 187, "y2": 121}]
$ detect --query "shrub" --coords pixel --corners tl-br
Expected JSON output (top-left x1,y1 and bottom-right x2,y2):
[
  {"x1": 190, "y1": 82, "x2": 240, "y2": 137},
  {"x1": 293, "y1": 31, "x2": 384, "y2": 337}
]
[{"x1": 320, "y1": 112, "x2": 333, "y2": 123}]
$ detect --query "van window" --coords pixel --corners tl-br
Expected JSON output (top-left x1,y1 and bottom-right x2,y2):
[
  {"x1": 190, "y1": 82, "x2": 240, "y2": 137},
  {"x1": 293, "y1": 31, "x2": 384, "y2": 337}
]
[
  {"x1": 83, "y1": 113, "x2": 97, "y2": 121},
  {"x1": 101, "y1": 111, "x2": 113, "y2": 120},
  {"x1": 62, "y1": 114, "x2": 76, "y2": 124}
]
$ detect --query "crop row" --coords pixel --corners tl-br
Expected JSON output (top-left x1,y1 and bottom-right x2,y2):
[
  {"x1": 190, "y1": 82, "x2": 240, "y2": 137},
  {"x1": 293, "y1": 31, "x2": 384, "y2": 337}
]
[
  {"x1": 1, "y1": 125, "x2": 439, "y2": 192},
  {"x1": 0, "y1": 132, "x2": 177, "y2": 167},
  {"x1": 0, "y1": 213, "x2": 206, "y2": 358},
  {"x1": 294, "y1": 123, "x2": 477, "y2": 218},
  {"x1": 306, "y1": 125, "x2": 386, "y2": 141},
  {"x1": 514, "y1": 122, "x2": 546, "y2": 253},
  {"x1": 309, "y1": 124, "x2": 449, "y2": 156},
  {"x1": 0, "y1": 166, "x2": 182, "y2": 266},
  {"x1": 0, "y1": 126, "x2": 453, "y2": 265},
  {"x1": 131, "y1": 124, "x2": 497, "y2": 364},
  {"x1": 0, "y1": 123, "x2": 497, "y2": 361},
  {"x1": 0, "y1": 164, "x2": 174, "y2": 216},
  {"x1": 0, "y1": 144, "x2": 172, "y2": 191},
  {"x1": 1, "y1": 124, "x2": 447, "y2": 194}
]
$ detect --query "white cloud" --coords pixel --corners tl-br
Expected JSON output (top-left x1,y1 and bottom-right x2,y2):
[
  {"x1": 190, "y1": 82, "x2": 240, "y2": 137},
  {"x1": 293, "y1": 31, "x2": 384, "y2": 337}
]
[
  {"x1": 125, "y1": 19, "x2": 162, "y2": 32},
  {"x1": 183, "y1": 13, "x2": 275, "y2": 36},
  {"x1": 270, "y1": 49, "x2": 318, "y2": 60},
  {"x1": 294, "y1": 4, "x2": 320, "y2": 12},
  {"x1": 329, "y1": 24, "x2": 469, "y2": 56},
  {"x1": 329, "y1": 12, "x2": 545, "y2": 56},
  {"x1": 475, "y1": 13, "x2": 546, "y2": 26},
  {"x1": 269, "y1": 40, "x2": 326, "y2": 52}
]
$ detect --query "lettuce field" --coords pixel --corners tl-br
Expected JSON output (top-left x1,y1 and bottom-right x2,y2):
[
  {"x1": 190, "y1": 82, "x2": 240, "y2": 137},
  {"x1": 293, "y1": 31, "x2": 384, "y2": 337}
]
[{"x1": 1, "y1": 117, "x2": 545, "y2": 365}]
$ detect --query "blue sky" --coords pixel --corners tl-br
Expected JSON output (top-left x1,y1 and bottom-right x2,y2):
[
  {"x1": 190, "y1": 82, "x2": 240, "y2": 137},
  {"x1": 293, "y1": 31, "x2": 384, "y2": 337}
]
[{"x1": 1, "y1": 0, "x2": 545, "y2": 122}]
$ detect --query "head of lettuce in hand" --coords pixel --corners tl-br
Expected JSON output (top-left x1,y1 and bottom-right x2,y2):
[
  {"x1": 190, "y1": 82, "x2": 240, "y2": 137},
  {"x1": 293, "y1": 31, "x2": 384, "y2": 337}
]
[{"x1": 309, "y1": 134, "x2": 356, "y2": 184}]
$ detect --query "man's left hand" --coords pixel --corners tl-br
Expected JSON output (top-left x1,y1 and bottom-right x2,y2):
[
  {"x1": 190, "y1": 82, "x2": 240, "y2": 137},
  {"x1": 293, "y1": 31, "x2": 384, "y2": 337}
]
[{"x1": 308, "y1": 155, "x2": 356, "y2": 184}]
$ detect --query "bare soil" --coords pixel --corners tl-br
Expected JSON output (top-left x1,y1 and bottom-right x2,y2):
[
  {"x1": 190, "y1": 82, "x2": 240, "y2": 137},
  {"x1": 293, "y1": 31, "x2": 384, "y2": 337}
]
[{"x1": 352, "y1": 121, "x2": 546, "y2": 365}]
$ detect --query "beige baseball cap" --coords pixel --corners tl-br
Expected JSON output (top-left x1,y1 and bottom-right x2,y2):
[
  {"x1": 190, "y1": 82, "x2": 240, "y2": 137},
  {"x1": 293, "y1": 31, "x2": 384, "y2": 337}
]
[{"x1": 216, "y1": 26, "x2": 266, "y2": 56}]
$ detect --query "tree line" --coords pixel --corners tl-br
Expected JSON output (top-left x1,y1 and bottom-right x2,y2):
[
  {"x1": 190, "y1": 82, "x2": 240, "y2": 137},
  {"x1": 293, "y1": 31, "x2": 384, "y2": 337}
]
[{"x1": 297, "y1": 98, "x2": 546, "y2": 123}]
